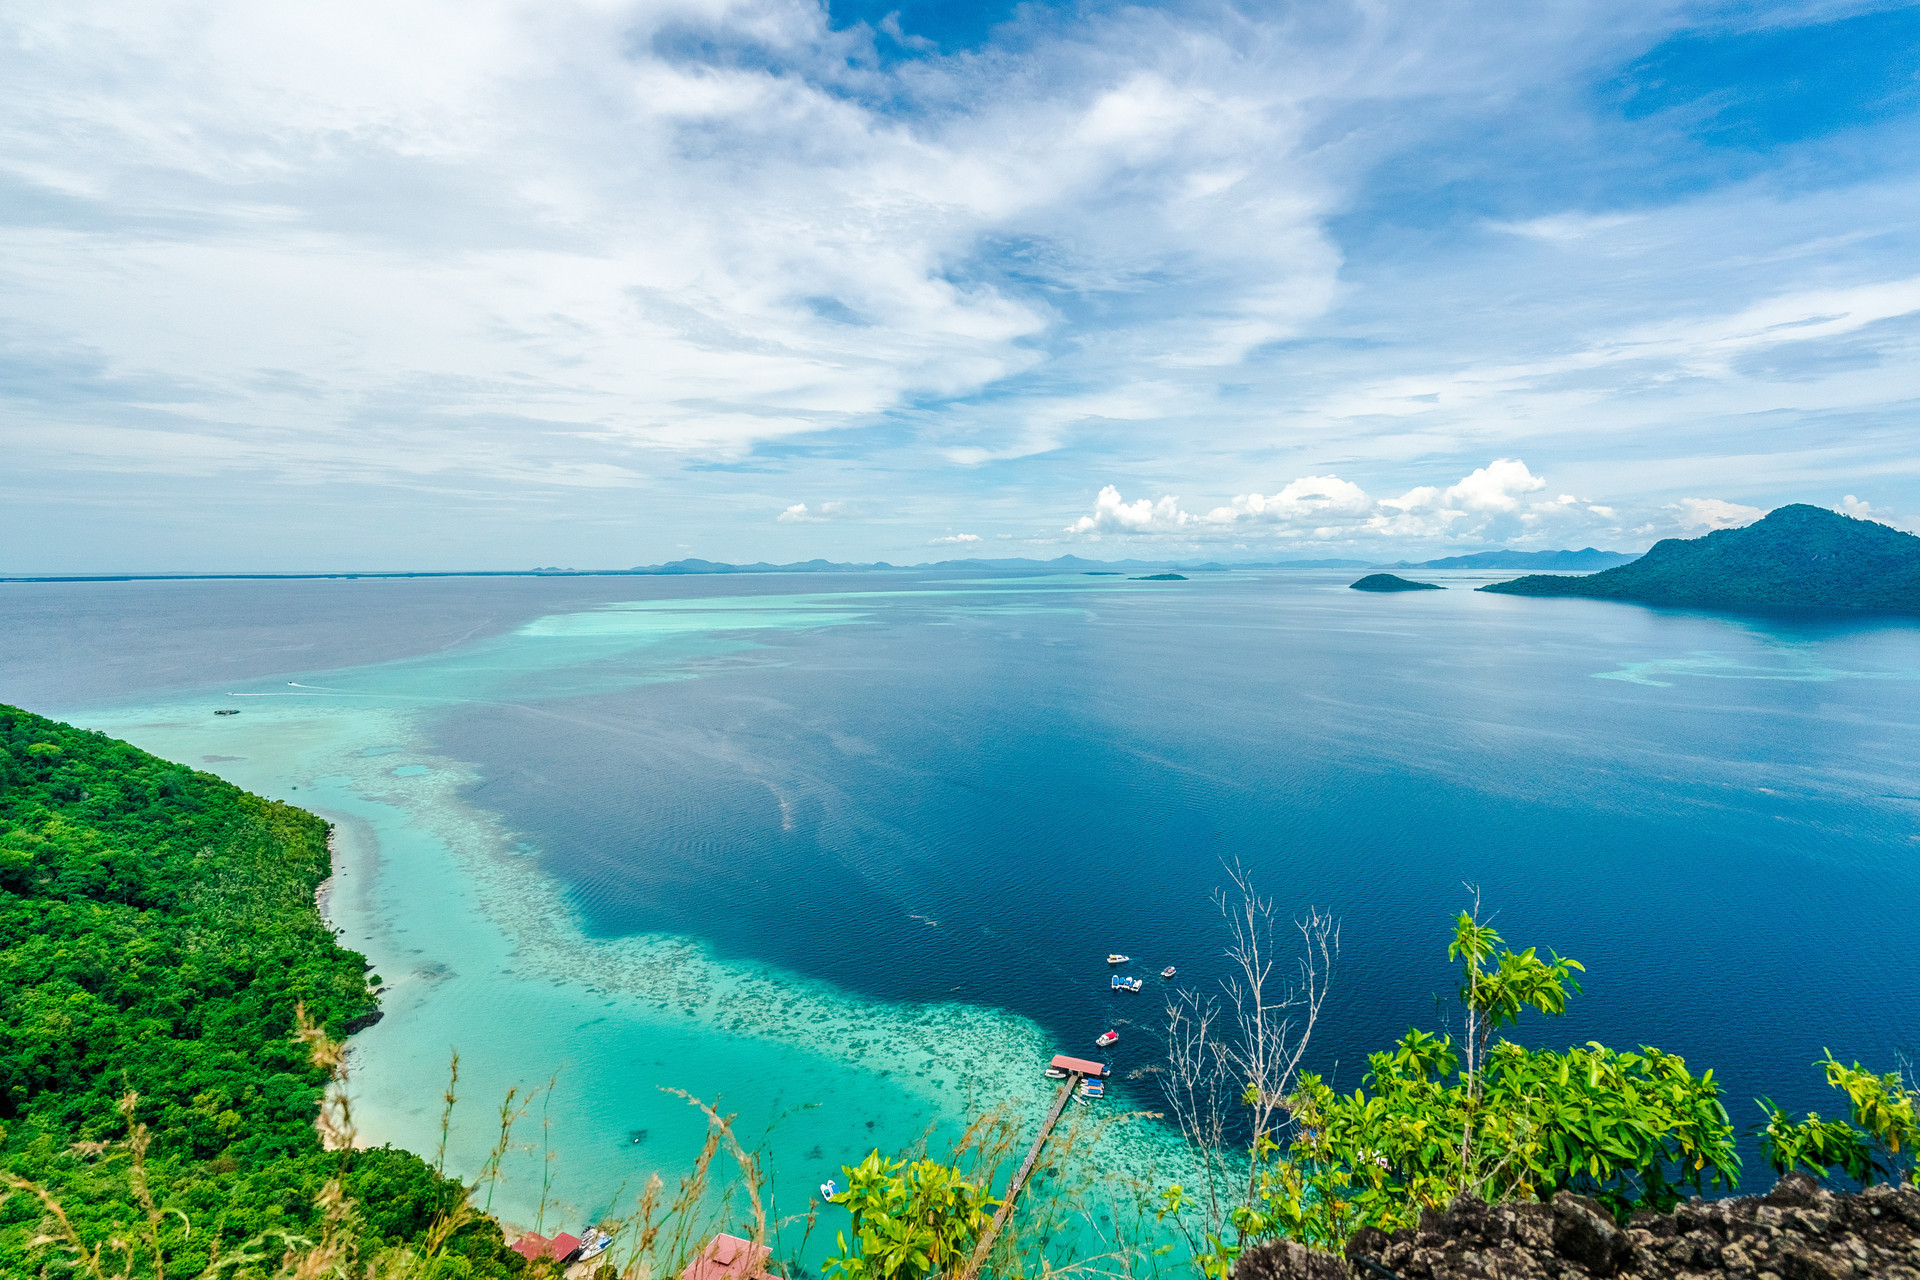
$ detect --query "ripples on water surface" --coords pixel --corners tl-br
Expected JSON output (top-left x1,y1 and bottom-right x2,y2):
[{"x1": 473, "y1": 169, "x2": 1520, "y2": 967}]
[{"x1": 3, "y1": 570, "x2": 1917, "y2": 1223}]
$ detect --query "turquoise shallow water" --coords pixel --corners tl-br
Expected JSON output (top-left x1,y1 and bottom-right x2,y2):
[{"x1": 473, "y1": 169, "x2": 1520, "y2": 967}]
[{"x1": 3, "y1": 569, "x2": 1919, "y2": 1245}]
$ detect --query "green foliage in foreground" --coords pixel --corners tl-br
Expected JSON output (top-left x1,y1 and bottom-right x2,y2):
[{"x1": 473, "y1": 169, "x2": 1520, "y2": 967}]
[
  {"x1": 1167, "y1": 914, "x2": 1740, "y2": 1274},
  {"x1": 0, "y1": 704, "x2": 517, "y2": 1277},
  {"x1": 822, "y1": 1151, "x2": 998, "y2": 1280},
  {"x1": 1757, "y1": 1050, "x2": 1919, "y2": 1188}
]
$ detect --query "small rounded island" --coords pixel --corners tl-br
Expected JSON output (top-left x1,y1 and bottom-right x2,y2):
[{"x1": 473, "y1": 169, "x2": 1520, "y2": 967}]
[{"x1": 1350, "y1": 573, "x2": 1443, "y2": 592}]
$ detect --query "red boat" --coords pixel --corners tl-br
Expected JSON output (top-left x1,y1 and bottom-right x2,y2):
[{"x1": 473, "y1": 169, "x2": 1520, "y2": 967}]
[{"x1": 1096, "y1": 1029, "x2": 1118, "y2": 1048}]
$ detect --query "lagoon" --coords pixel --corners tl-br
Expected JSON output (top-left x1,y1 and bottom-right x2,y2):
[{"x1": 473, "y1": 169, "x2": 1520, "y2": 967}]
[{"x1": 2, "y1": 569, "x2": 1917, "y2": 1236}]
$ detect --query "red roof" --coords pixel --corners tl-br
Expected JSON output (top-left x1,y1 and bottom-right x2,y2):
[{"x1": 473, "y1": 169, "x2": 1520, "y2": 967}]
[
  {"x1": 680, "y1": 1233, "x2": 773, "y2": 1280},
  {"x1": 1051, "y1": 1054, "x2": 1107, "y2": 1077},
  {"x1": 510, "y1": 1231, "x2": 583, "y2": 1262}
]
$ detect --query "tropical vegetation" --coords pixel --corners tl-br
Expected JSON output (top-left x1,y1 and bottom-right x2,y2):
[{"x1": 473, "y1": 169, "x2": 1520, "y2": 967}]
[
  {"x1": 1159, "y1": 902, "x2": 1914, "y2": 1277},
  {"x1": 0, "y1": 703, "x2": 516, "y2": 1277}
]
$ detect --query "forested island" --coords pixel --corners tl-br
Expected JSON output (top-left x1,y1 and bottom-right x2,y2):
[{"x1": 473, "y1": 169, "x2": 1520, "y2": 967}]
[
  {"x1": 1480, "y1": 504, "x2": 1920, "y2": 613},
  {"x1": 1350, "y1": 573, "x2": 1442, "y2": 592},
  {"x1": 0, "y1": 704, "x2": 515, "y2": 1277}
]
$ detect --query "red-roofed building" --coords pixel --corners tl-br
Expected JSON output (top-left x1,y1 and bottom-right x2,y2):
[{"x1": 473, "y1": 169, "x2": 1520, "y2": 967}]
[
  {"x1": 510, "y1": 1231, "x2": 583, "y2": 1264},
  {"x1": 1050, "y1": 1054, "x2": 1107, "y2": 1077},
  {"x1": 680, "y1": 1233, "x2": 773, "y2": 1280}
]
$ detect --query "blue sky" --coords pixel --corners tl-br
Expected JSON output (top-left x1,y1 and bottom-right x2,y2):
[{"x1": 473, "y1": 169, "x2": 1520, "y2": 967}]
[{"x1": 2, "y1": 0, "x2": 1918, "y2": 570}]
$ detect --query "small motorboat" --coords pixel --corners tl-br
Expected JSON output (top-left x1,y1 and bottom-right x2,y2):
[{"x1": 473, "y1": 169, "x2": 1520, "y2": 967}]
[
  {"x1": 1079, "y1": 1079, "x2": 1105, "y2": 1099},
  {"x1": 1096, "y1": 1029, "x2": 1119, "y2": 1048},
  {"x1": 1044, "y1": 1066, "x2": 1069, "y2": 1079},
  {"x1": 214, "y1": 709, "x2": 240, "y2": 716},
  {"x1": 1161, "y1": 965, "x2": 1177, "y2": 979},
  {"x1": 1107, "y1": 954, "x2": 1130, "y2": 965},
  {"x1": 1111, "y1": 975, "x2": 1142, "y2": 993},
  {"x1": 576, "y1": 1229, "x2": 614, "y2": 1263},
  {"x1": 820, "y1": 1179, "x2": 839, "y2": 1200}
]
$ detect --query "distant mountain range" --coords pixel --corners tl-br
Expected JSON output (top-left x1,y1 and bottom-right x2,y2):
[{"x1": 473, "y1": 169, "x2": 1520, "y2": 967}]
[
  {"x1": 9, "y1": 550, "x2": 1675, "y2": 584},
  {"x1": 1390, "y1": 548, "x2": 1641, "y2": 571},
  {"x1": 624, "y1": 555, "x2": 1374, "y2": 574},
  {"x1": 1480, "y1": 505, "x2": 1920, "y2": 614}
]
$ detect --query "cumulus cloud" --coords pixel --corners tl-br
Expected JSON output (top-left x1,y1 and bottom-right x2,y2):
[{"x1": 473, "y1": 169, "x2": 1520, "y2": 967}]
[
  {"x1": 777, "y1": 501, "x2": 854, "y2": 523},
  {"x1": 1203, "y1": 476, "x2": 1373, "y2": 525},
  {"x1": 1065, "y1": 486, "x2": 1201, "y2": 534},
  {"x1": 1067, "y1": 460, "x2": 1570, "y2": 545},
  {"x1": 930, "y1": 533, "x2": 981, "y2": 544},
  {"x1": 1673, "y1": 498, "x2": 1764, "y2": 531}
]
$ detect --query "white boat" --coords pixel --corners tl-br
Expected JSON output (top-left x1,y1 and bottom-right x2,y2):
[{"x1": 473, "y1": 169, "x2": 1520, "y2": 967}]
[
  {"x1": 1044, "y1": 1066, "x2": 1069, "y2": 1079},
  {"x1": 1096, "y1": 1029, "x2": 1118, "y2": 1048},
  {"x1": 1161, "y1": 965, "x2": 1177, "y2": 979},
  {"x1": 1106, "y1": 954, "x2": 1130, "y2": 965},
  {"x1": 1079, "y1": 1079, "x2": 1105, "y2": 1098},
  {"x1": 576, "y1": 1229, "x2": 614, "y2": 1262},
  {"x1": 820, "y1": 1179, "x2": 839, "y2": 1200},
  {"x1": 1110, "y1": 974, "x2": 1142, "y2": 992}
]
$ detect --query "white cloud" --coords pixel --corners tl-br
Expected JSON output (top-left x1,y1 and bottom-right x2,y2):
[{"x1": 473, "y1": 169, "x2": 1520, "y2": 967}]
[
  {"x1": 4, "y1": 0, "x2": 1919, "y2": 571},
  {"x1": 930, "y1": 532, "x2": 981, "y2": 544},
  {"x1": 0, "y1": 0, "x2": 1360, "y2": 485},
  {"x1": 1673, "y1": 498, "x2": 1764, "y2": 531},
  {"x1": 1065, "y1": 485, "x2": 1202, "y2": 534},
  {"x1": 1066, "y1": 459, "x2": 1624, "y2": 547},
  {"x1": 777, "y1": 501, "x2": 854, "y2": 523},
  {"x1": 1204, "y1": 475, "x2": 1373, "y2": 524},
  {"x1": 1841, "y1": 494, "x2": 1872, "y2": 516},
  {"x1": 1486, "y1": 212, "x2": 1641, "y2": 243},
  {"x1": 1440, "y1": 459, "x2": 1546, "y2": 512}
]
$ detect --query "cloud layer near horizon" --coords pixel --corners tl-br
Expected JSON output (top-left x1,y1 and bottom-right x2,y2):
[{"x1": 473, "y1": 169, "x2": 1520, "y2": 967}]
[{"x1": 3, "y1": 0, "x2": 1918, "y2": 569}]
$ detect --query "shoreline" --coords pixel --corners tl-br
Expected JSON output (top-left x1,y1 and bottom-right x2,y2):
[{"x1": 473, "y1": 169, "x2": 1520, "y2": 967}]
[{"x1": 74, "y1": 691, "x2": 1199, "y2": 1241}]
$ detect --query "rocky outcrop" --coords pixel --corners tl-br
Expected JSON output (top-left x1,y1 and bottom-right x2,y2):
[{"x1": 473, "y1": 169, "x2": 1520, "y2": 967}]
[{"x1": 1232, "y1": 1175, "x2": 1920, "y2": 1280}]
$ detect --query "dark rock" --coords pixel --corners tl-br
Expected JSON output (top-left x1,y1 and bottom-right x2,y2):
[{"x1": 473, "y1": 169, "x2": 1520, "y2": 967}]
[
  {"x1": 1550, "y1": 1193, "x2": 1630, "y2": 1275},
  {"x1": 342, "y1": 1008, "x2": 385, "y2": 1035},
  {"x1": 1777, "y1": 1244, "x2": 1852, "y2": 1280},
  {"x1": 1230, "y1": 1176, "x2": 1920, "y2": 1280},
  {"x1": 1234, "y1": 1238, "x2": 1348, "y2": 1280},
  {"x1": 1767, "y1": 1172, "x2": 1822, "y2": 1208}
]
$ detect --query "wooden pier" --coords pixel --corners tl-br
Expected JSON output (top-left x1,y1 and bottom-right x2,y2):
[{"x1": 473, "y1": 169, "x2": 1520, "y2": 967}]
[{"x1": 955, "y1": 1056, "x2": 1107, "y2": 1280}]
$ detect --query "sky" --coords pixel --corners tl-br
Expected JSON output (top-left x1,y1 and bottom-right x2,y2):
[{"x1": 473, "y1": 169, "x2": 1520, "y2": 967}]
[{"x1": 3, "y1": 0, "x2": 1919, "y2": 571}]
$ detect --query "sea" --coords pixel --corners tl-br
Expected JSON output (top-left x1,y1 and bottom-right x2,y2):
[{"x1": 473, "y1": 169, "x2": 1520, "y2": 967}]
[{"x1": 2, "y1": 569, "x2": 1917, "y2": 1248}]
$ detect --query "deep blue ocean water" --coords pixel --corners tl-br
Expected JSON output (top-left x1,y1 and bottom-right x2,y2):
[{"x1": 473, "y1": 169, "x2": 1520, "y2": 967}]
[{"x1": 4, "y1": 568, "x2": 1918, "y2": 1192}]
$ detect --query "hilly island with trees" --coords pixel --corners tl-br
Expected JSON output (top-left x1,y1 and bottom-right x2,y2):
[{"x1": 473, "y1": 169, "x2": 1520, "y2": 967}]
[
  {"x1": 2, "y1": 699, "x2": 1917, "y2": 1279},
  {"x1": 1481, "y1": 504, "x2": 1920, "y2": 614}
]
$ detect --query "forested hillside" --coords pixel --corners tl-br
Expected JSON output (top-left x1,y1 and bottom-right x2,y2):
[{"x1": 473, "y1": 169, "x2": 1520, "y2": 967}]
[
  {"x1": 0, "y1": 703, "x2": 516, "y2": 1276},
  {"x1": 1480, "y1": 504, "x2": 1920, "y2": 612}
]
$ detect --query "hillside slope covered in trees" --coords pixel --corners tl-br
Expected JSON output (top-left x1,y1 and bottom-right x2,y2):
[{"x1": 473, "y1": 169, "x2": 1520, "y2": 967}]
[
  {"x1": 1479, "y1": 505, "x2": 1920, "y2": 613},
  {"x1": 0, "y1": 703, "x2": 516, "y2": 1277}
]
